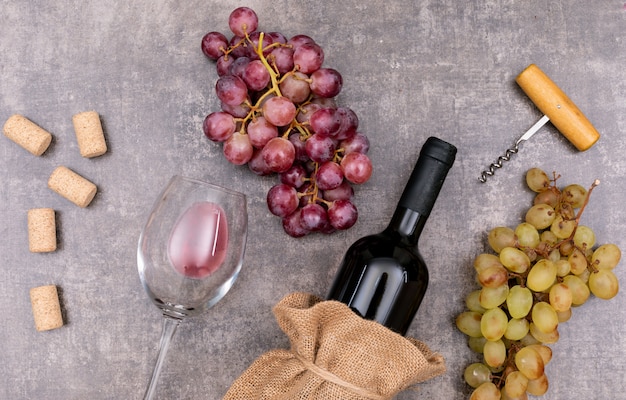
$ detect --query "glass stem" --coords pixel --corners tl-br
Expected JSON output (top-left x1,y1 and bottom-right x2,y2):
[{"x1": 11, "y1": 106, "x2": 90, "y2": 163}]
[{"x1": 143, "y1": 315, "x2": 182, "y2": 400}]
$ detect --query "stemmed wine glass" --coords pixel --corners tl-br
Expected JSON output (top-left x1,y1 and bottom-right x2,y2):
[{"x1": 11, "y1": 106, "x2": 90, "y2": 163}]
[{"x1": 137, "y1": 175, "x2": 247, "y2": 399}]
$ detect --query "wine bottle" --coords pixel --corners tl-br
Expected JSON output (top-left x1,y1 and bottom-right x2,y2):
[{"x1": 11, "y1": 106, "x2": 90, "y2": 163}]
[{"x1": 327, "y1": 136, "x2": 457, "y2": 335}]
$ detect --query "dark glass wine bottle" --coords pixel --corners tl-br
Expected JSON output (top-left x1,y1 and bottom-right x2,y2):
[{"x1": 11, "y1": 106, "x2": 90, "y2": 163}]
[{"x1": 327, "y1": 136, "x2": 457, "y2": 335}]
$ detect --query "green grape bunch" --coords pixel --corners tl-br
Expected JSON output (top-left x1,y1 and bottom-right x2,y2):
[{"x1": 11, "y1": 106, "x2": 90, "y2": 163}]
[{"x1": 457, "y1": 168, "x2": 621, "y2": 400}]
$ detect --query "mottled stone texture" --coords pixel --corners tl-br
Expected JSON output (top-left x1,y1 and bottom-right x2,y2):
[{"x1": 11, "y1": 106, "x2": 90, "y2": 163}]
[{"x1": 1, "y1": 1, "x2": 625, "y2": 399}]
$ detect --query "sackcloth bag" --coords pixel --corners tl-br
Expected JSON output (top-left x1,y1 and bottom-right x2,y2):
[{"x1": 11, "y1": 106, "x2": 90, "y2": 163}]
[{"x1": 224, "y1": 292, "x2": 446, "y2": 399}]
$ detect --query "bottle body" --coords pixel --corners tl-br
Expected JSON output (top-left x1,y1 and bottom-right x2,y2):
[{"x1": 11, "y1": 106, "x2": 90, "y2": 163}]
[
  {"x1": 327, "y1": 136, "x2": 456, "y2": 335},
  {"x1": 327, "y1": 207, "x2": 428, "y2": 335}
]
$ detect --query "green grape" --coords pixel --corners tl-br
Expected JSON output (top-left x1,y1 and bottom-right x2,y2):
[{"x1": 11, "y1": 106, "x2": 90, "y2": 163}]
[
  {"x1": 540, "y1": 230, "x2": 558, "y2": 245},
  {"x1": 556, "y1": 308, "x2": 572, "y2": 323},
  {"x1": 477, "y1": 265, "x2": 509, "y2": 288},
  {"x1": 474, "y1": 253, "x2": 504, "y2": 273},
  {"x1": 464, "y1": 362, "x2": 492, "y2": 388},
  {"x1": 501, "y1": 389, "x2": 529, "y2": 400},
  {"x1": 468, "y1": 336, "x2": 487, "y2": 353},
  {"x1": 526, "y1": 259, "x2": 557, "y2": 292},
  {"x1": 531, "y1": 302, "x2": 559, "y2": 333},
  {"x1": 488, "y1": 226, "x2": 516, "y2": 253},
  {"x1": 504, "y1": 318, "x2": 530, "y2": 341},
  {"x1": 573, "y1": 225, "x2": 595, "y2": 249},
  {"x1": 456, "y1": 311, "x2": 483, "y2": 337},
  {"x1": 591, "y1": 243, "x2": 621, "y2": 270},
  {"x1": 555, "y1": 259, "x2": 571, "y2": 277},
  {"x1": 500, "y1": 247, "x2": 531, "y2": 273},
  {"x1": 479, "y1": 284, "x2": 509, "y2": 309},
  {"x1": 466, "y1": 290, "x2": 487, "y2": 313},
  {"x1": 550, "y1": 214, "x2": 577, "y2": 239},
  {"x1": 562, "y1": 183, "x2": 587, "y2": 208},
  {"x1": 514, "y1": 346, "x2": 545, "y2": 380},
  {"x1": 525, "y1": 168, "x2": 550, "y2": 192},
  {"x1": 506, "y1": 285, "x2": 534, "y2": 319},
  {"x1": 526, "y1": 344, "x2": 553, "y2": 365},
  {"x1": 470, "y1": 381, "x2": 501, "y2": 400},
  {"x1": 578, "y1": 267, "x2": 591, "y2": 283},
  {"x1": 519, "y1": 332, "x2": 540, "y2": 347},
  {"x1": 529, "y1": 322, "x2": 559, "y2": 344},
  {"x1": 568, "y1": 248, "x2": 588, "y2": 275},
  {"x1": 525, "y1": 204, "x2": 556, "y2": 230},
  {"x1": 515, "y1": 222, "x2": 540, "y2": 248},
  {"x1": 504, "y1": 370, "x2": 529, "y2": 398},
  {"x1": 526, "y1": 374, "x2": 549, "y2": 396},
  {"x1": 558, "y1": 239, "x2": 575, "y2": 256},
  {"x1": 480, "y1": 307, "x2": 508, "y2": 341},
  {"x1": 549, "y1": 282, "x2": 572, "y2": 312},
  {"x1": 534, "y1": 188, "x2": 559, "y2": 208},
  {"x1": 563, "y1": 274, "x2": 590, "y2": 305},
  {"x1": 483, "y1": 339, "x2": 506, "y2": 367},
  {"x1": 588, "y1": 269, "x2": 619, "y2": 300}
]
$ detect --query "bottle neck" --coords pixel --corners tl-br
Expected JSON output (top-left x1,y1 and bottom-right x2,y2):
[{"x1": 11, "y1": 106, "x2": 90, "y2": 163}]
[{"x1": 386, "y1": 206, "x2": 427, "y2": 246}]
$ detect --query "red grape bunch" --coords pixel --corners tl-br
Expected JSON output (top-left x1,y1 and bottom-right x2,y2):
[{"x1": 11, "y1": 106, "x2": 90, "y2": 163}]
[{"x1": 201, "y1": 7, "x2": 373, "y2": 237}]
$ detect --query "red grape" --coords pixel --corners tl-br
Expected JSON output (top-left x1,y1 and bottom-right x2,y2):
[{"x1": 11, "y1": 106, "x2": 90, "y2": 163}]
[
  {"x1": 310, "y1": 68, "x2": 343, "y2": 98},
  {"x1": 247, "y1": 116, "x2": 278, "y2": 148},
  {"x1": 340, "y1": 132, "x2": 370, "y2": 154},
  {"x1": 309, "y1": 108, "x2": 341, "y2": 136},
  {"x1": 293, "y1": 43, "x2": 324, "y2": 74},
  {"x1": 336, "y1": 107, "x2": 359, "y2": 140},
  {"x1": 243, "y1": 59, "x2": 270, "y2": 91},
  {"x1": 323, "y1": 180, "x2": 354, "y2": 201},
  {"x1": 248, "y1": 149, "x2": 272, "y2": 176},
  {"x1": 300, "y1": 203, "x2": 329, "y2": 231},
  {"x1": 216, "y1": 75, "x2": 248, "y2": 106},
  {"x1": 269, "y1": 46, "x2": 295, "y2": 75},
  {"x1": 316, "y1": 161, "x2": 344, "y2": 190},
  {"x1": 203, "y1": 111, "x2": 236, "y2": 142},
  {"x1": 282, "y1": 210, "x2": 309, "y2": 237},
  {"x1": 279, "y1": 72, "x2": 311, "y2": 103},
  {"x1": 305, "y1": 133, "x2": 336, "y2": 163},
  {"x1": 262, "y1": 96, "x2": 297, "y2": 126},
  {"x1": 328, "y1": 200, "x2": 358, "y2": 230},
  {"x1": 247, "y1": 31, "x2": 273, "y2": 60},
  {"x1": 216, "y1": 55, "x2": 234, "y2": 76},
  {"x1": 201, "y1": 32, "x2": 228, "y2": 61},
  {"x1": 280, "y1": 164, "x2": 307, "y2": 188},
  {"x1": 223, "y1": 132, "x2": 253, "y2": 165},
  {"x1": 262, "y1": 137, "x2": 296, "y2": 173},
  {"x1": 228, "y1": 7, "x2": 258, "y2": 37},
  {"x1": 341, "y1": 152, "x2": 373, "y2": 184},
  {"x1": 267, "y1": 183, "x2": 299, "y2": 217}
]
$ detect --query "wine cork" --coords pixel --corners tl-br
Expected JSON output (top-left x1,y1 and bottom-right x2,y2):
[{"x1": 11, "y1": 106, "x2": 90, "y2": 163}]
[
  {"x1": 48, "y1": 166, "x2": 97, "y2": 208},
  {"x1": 72, "y1": 111, "x2": 107, "y2": 158},
  {"x1": 3, "y1": 114, "x2": 53, "y2": 156},
  {"x1": 30, "y1": 285, "x2": 64, "y2": 331},
  {"x1": 27, "y1": 208, "x2": 57, "y2": 253}
]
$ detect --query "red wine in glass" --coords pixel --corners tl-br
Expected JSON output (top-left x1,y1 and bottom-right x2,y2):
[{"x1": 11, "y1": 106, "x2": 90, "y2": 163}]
[{"x1": 167, "y1": 201, "x2": 229, "y2": 279}]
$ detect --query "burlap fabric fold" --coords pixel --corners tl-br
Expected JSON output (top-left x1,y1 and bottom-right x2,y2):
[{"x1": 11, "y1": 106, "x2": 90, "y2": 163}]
[{"x1": 224, "y1": 292, "x2": 446, "y2": 400}]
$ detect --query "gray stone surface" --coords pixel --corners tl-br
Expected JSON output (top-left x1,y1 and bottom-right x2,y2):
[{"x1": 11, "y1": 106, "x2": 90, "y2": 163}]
[{"x1": 1, "y1": 1, "x2": 625, "y2": 399}]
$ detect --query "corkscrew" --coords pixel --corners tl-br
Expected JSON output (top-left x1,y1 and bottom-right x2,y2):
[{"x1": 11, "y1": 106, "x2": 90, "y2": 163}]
[{"x1": 478, "y1": 64, "x2": 601, "y2": 183}]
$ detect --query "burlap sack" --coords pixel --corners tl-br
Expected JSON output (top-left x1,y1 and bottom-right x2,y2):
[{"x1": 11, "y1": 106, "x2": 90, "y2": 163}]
[{"x1": 224, "y1": 292, "x2": 446, "y2": 400}]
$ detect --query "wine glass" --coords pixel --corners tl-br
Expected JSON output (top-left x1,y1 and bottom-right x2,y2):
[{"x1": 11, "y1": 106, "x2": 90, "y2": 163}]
[{"x1": 137, "y1": 175, "x2": 247, "y2": 399}]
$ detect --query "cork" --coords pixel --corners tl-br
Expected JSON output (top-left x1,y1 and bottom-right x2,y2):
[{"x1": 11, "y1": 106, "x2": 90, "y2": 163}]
[
  {"x1": 27, "y1": 208, "x2": 57, "y2": 253},
  {"x1": 72, "y1": 111, "x2": 107, "y2": 158},
  {"x1": 48, "y1": 166, "x2": 97, "y2": 208},
  {"x1": 30, "y1": 285, "x2": 64, "y2": 332},
  {"x1": 3, "y1": 114, "x2": 53, "y2": 156}
]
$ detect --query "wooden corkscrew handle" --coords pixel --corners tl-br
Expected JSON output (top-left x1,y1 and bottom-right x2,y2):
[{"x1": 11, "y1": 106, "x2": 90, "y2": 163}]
[{"x1": 515, "y1": 64, "x2": 600, "y2": 151}]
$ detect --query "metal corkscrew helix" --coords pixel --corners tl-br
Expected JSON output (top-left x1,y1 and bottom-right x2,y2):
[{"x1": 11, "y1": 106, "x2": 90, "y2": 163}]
[
  {"x1": 479, "y1": 115, "x2": 550, "y2": 183},
  {"x1": 478, "y1": 64, "x2": 601, "y2": 183}
]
